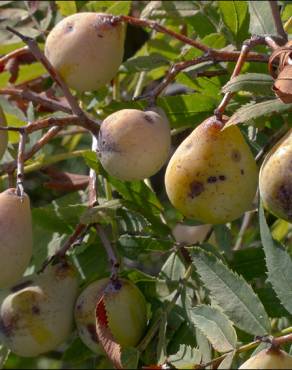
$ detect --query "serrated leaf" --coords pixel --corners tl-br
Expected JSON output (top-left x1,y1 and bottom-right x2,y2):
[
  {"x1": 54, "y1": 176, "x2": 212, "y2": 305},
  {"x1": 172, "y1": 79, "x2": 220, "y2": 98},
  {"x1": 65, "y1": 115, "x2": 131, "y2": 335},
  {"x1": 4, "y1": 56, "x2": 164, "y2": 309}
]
[
  {"x1": 80, "y1": 199, "x2": 122, "y2": 224},
  {"x1": 222, "y1": 73, "x2": 273, "y2": 96},
  {"x1": 219, "y1": 1, "x2": 248, "y2": 39},
  {"x1": 56, "y1": 1, "x2": 77, "y2": 15},
  {"x1": 225, "y1": 99, "x2": 292, "y2": 127},
  {"x1": 248, "y1": 1, "x2": 278, "y2": 36},
  {"x1": 168, "y1": 345, "x2": 202, "y2": 368},
  {"x1": 189, "y1": 305, "x2": 237, "y2": 353},
  {"x1": 218, "y1": 351, "x2": 235, "y2": 370},
  {"x1": 121, "y1": 54, "x2": 169, "y2": 73},
  {"x1": 259, "y1": 202, "x2": 292, "y2": 314},
  {"x1": 191, "y1": 248, "x2": 271, "y2": 336}
]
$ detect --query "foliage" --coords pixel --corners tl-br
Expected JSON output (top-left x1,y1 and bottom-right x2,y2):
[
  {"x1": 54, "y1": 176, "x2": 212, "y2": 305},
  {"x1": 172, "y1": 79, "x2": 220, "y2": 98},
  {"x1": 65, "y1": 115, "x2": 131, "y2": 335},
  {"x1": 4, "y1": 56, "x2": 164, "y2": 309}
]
[{"x1": 0, "y1": 1, "x2": 292, "y2": 369}]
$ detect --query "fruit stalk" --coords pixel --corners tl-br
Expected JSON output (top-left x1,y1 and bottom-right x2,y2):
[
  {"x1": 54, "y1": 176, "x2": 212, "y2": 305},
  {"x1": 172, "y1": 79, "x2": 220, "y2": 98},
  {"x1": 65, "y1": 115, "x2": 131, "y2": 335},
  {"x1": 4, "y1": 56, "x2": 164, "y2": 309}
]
[{"x1": 16, "y1": 129, "x2": 26, "y2": 197}]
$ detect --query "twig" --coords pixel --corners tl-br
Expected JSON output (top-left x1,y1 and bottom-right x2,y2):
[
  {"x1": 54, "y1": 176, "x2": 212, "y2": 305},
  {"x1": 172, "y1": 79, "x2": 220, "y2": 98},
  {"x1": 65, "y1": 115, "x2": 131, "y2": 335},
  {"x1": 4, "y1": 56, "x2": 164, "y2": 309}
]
[
  {"x1": 233, "y1": 211, "x2": 254, "y2": 251},
  {"x1": 0, "y1": 87, "x2": 72, "y2": 114},
  {"x1": 120, "y1": 15, "x2": 210, "y2": 53},
  {"x1": 88, "y1": 134, "x2": 98, "y2": 206},
  {"x1": 96, "y1": 224, "x2": 120, "y2": 279},
  {"x1": 16, "y1": 129, "x2": 26, "y2": 198},
  {"x1": 0, "y1": 46, "x2": 31, "y2": 67},
  {"x1": 6, "y1": 26, "x2": 85, "y2": 119},
  {"x1": 269, "y1": 0, "x2": 288, "y2": 44},
  {"x1": 215, "y1": 35, "x2": 280, "y2": 120}
]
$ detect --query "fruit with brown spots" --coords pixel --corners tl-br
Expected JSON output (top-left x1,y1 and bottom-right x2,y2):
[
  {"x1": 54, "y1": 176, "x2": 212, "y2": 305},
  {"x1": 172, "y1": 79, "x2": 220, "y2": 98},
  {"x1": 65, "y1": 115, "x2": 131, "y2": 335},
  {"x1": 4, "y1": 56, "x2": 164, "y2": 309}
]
[
  {"x1": 239, "y1": 348, "x2": 292, "y2": 369},
  {"x1": 98, "y1": 108, "x2": 171, "y2": 181},
  {"x1": 165, "y1": 116, "x2": 258, "y2": 224},
  {"x1": 0, "y1": 261, "x2": 79, "y2": 357},
  {"x1": 259, "y1": 129, "x2": 292, "y2": 221},
  {"x1": 44, "y1": 12, "x2": 125, "y2": 92},
  {"x1": 0, "y1": 189, "x2": 33, "y2": 288},
  {"x1": 75, "y1": 278, "x2": 147, "y2": 351}
]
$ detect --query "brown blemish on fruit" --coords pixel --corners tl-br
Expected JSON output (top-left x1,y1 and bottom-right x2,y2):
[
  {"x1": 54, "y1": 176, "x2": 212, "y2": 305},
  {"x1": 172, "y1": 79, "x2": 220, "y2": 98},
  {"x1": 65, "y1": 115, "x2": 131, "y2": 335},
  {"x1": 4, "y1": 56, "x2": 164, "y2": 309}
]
[
  {"x1": 188, "y1": 181, "x2": 204, "y2": 198},
  {"x1": 11, "y1": 280, "x2": 33, "y2": 292},
  {"x1": 98, "y1": 34, "x2": 103, "y2": 38},
  {"x1": 144, "y1": 113, "x2": 154, "y2": 124},
  {"x1": 32, "y1": 305, "x2": 40, "y2": 315},
  {"x1": 231, "y1": 149, "x2": 241, "y2": 162},
  {"x1": 276, "y1": 183, "x2": 292, "y2": 216},
  {"x1": 219, "y1": 175, "x2": 226, "y2": 181},
  {"x1": 65, "y1": 23, "x2": 74, "y2": 33},
  {"x1": 87, "y1": 323, "x2": 98, "y2": 343},
  {"x1": 241, "y1": 169, "x2": 244, "y2": 175},
  {"x1": 207, "y1": 176, "x2": 217, "y2": 183}
]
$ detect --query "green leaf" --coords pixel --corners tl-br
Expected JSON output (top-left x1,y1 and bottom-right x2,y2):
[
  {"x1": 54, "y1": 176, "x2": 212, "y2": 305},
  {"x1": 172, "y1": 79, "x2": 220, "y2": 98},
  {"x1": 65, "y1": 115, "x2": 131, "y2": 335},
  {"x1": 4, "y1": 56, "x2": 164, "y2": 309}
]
[
  {"x1": 62, "y1": 337, "x2": 96, "y2": 363},
  {"x1": 226, "y1": 99, "x2": 292, "y2": 127},
  {"x1": 230, "y1": 247, "x2": 266, "y2": 281},
  {"x1": 219, "y1": 1, "x2": 248, "y2": 39},
  {"x1": 189, "y1": 305, "x2": 237, "y2": 353},
  {"x1": 218, "y1": 351, "x2": 235, "y2": 369},
  {"x1": 121, "y1": 54, "x2": 169, "y2": 73},
  {"x1": 222, "y1": 73, "x2": 273, "y2": 96},
  {"x1": 259, "y1": 202, "x2": 292, "y2": 315},
  {"x1": 107, "y1": 1, "x2": 131, "y2": 16},
  {"x1": 80, "y1": 199, "x2": 123, "y2": 224},
  {"x1": 168, "y1": 345, "x2": 202, "y2": 368},
  {"x1": 121, "y1": 347, "x2": 140, "y2": 369},
  {"x1": 141, "y1": 1, "x2": 199, "y2": 19},
  {"x1": 118, "y1": 235, "x2": 172, "y2": 259},
  {"x1": 0, "y1": 345, "x2": 10, "y2": 369},
  {"x1": 56, "y1": 1, "x2": 77, "y2": 15},
  {"x1": 191, "y1": 248, "x2": 271, "y2": 336},
  {"x1": 248, "y1": 1, "x2": 278, "y2": 36}
]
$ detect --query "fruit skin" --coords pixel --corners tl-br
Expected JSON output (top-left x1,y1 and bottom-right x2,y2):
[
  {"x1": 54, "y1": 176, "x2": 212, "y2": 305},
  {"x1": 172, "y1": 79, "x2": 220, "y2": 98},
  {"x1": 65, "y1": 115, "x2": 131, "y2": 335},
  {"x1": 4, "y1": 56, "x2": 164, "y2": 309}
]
[
  {"x1": 259, "y1": 129, "x2": 292, "y2": 222},
  {"x1": 44, "y1": 12, "x2": 125, "y2": 92},
  {"x1": 98, "y1": 108, "x2": 171, "y2": 181},
  {"x1": 0, "y1": 107, "x2": 8, "y2": 160},
  {"x1": 165, "y1": 116, "x2": 258, "y2": 224},
  {"x1": 0, "y1": 188, "x2": 33, "y2": 288},
  {"x1": 239, "y1": 348, "x2": 292, "y2": 369},
  {"x1": 0, "y1": 260, "x2": 79, "y2": 357},
  {"x1": 75, "y1": 278, "x2": 147, "y2": 350}
]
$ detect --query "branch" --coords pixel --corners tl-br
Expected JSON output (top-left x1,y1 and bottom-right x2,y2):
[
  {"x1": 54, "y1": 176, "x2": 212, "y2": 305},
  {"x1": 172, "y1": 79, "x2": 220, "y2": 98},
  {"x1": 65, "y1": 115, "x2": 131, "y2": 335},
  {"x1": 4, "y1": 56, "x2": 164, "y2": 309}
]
[{"x1": 0, "y1": 87, "x2": 72, "y2": 114}]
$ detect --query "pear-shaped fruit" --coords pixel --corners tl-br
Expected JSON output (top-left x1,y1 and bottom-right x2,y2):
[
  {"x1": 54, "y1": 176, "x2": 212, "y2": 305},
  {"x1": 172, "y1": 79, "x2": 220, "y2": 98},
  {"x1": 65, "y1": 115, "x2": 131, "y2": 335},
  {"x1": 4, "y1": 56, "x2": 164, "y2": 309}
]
[
  {"x1": 165, "y1": 116, "x2": 258, "y2": 224},
  {"x1": 44, "y1": 12, "x2": 125, "y2": 92},
  {"x1": 259, "y1": 129, "x2": 292, "y2": 221},
  {"x1": 75, "y1": 278, "x2": 147, "y2": 350},
  {"x1": 0, "y1": 260, "x2": 79, "y2": 357},
  {"x1": 98, "y1": 108, "x2": 171, "y2": 181},
  {"x1": 239, "y1": 348, "x2": 292, "y2": 369},
  {"x1": 0, "y1": 188, "x2": 33, "y2": 288},
  {"x1": 0, "y1": 106, "x2": 8, "y2": 160}
]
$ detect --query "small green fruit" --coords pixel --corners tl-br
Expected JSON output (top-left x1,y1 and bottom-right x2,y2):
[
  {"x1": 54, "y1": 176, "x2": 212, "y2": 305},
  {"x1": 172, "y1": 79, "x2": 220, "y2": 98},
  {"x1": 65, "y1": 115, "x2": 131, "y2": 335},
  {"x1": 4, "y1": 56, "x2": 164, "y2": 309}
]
[
  {"x1": 75, "y1": 278, "x2": 147, "y2": 350},
  {"x1": 259, "y1": 129, "x2": 292, "y2": 221},
  {"x1": 0, "y1": 260, "x2": 79, "y2": 357},
  {"x1": 239, "y1": 348, "x2": 292, "y2": 369},
  {"x1": 98, "y1": 108, "x2": 171, "y2": 181},
  {"x1": 0, "y1": 188, "x2": 33, "y2": 288},
  {"x1": 45, "y1": 12, "x2": 125, "y2": 92},
  {"x1": 165, "y1": 116, "x2": 258, "y2": 224}
]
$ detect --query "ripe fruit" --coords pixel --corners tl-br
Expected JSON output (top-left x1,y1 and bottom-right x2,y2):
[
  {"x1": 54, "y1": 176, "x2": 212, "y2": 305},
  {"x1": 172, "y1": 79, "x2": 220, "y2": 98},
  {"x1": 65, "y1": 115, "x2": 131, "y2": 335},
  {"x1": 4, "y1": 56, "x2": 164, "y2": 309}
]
[
  {"x1": 259, "y1": 129, "x2": 292, "y2": 221},
  {"x1": 0, "y1": 260, "x2": 79, "y2": 357},
  {"x1": 98, "y1": 108, "x2": 171, "y2": 181},
  {"x1": 239, "y1": 348, "x2": 292, "y2": 369},
  {"x1": 75, "y1": 278, "x2": 147, "y2": 350},
  {"x1": 0, "y1": 106, "x2": 8, "y2": 160},
  {"x1": 44, "y1": 12, "x2": 125, "y2": 92},
  {"x1": 165, "y1": 116, "x2": 258, "y2": 224},
  {"x1": 0, "y1": 188, "x2": 33, "y2": 288}
]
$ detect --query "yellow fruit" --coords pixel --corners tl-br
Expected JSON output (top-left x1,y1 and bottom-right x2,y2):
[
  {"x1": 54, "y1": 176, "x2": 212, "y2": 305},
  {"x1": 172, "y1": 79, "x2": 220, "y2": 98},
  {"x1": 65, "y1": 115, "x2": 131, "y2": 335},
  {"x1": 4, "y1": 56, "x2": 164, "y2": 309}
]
[
  {"x1": 239, "y1": 348, "x2": 292, "y2": 369},
  {"x1": 98, "y1": 108, "x2": 171, "y2": 181},
  {"x1": 0, "y1": 188, "x2": 33, "y2": 288},
  {"x1": 259, "y1": 129, "x2": 292, "y2": 221},
  {"x1": 0, "y1": 260, "x2": 79, "y2": 357},
  {"x1": 44, "y1": 12, "x2": 125, "y2": 92},
  {"x1": 0, "y1": 107, "x2": 7, "y2": 160},
  {"x1": 165, "y1": 116, "x2": 258, "y2": 224},
  {"x1": 75, "y1": 278, "x2": 147, "y2": 349}
]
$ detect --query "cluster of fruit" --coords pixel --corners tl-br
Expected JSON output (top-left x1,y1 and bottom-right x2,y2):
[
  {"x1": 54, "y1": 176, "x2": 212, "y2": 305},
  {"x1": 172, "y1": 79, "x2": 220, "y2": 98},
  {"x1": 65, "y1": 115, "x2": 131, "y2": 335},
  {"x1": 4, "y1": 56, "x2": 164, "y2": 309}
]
[{"x1": 0, "y1": 11, "x2": 292, "y2": 368}]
